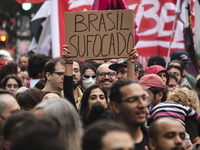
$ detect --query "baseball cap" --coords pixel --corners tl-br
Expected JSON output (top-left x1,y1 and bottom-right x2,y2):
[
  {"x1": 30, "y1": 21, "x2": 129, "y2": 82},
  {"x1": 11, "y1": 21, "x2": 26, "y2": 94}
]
[
  {"x1": 145, "y1": 65, "x2": 169, "y2": 85},
  {"x1": 170, "y1": 50, "x2": 189, "y2": 63},
  {"x1": 134, "y1": 61, "x2": 142, "y2": 72},
  {"x1": 109, "y1": 60, "x2": 142, "y2": 73},
  {"x1": 139, "y1": 74, "x2": 165, "y2": 89},
  {"x1": 109, "y1": 59, "x2": 127, "y2": 71}
]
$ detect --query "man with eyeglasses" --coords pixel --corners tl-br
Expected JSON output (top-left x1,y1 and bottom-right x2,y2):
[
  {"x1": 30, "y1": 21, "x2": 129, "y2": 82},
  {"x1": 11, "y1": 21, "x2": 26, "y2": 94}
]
[
  {"x1": 96, "y1": 63, "x2": 117, "y2": 94},
  {"x1": 110, "y1": 78, "x2": 149, "y2": 150},
  {"x1": 62, "y1": 45, "x2": 139, "y2": 109},
  {"x1": 0, "y1": 89, "x2": 20, "y2": 150},
  {"x1": 43, "y1": 58, "x2": 66, "y2": 94}
]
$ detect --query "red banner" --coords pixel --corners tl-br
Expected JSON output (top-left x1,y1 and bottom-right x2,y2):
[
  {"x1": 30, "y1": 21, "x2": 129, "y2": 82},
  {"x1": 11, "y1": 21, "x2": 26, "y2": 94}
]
[
  {"x1": 57, "y1": 0, "x2": 93, "y2": 59},
  {"x1": 57, "y1": 0, "x2": 195, "y2": 70}
]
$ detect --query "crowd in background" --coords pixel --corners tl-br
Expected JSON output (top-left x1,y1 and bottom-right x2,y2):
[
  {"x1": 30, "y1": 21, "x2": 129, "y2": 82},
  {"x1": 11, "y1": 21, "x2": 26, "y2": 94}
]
[{"x1": 0, "y1": 47, "x2": 200, "y2": 150}]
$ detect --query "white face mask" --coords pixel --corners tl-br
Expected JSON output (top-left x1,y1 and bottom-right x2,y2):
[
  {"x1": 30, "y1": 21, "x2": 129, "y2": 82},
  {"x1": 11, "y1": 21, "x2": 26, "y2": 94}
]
[{"x1": 82, "y1": 77, "x2": 96, "y2": 89}]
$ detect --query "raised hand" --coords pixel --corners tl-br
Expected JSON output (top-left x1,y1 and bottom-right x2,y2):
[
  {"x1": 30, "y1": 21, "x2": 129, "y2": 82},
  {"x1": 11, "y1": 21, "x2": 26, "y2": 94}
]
[
  {"x1": 129, "y1": 47, "x2": 139, "y2": 63},
  {"x1": 62, "y1": 45, "x2": 73, "y2": 64}
]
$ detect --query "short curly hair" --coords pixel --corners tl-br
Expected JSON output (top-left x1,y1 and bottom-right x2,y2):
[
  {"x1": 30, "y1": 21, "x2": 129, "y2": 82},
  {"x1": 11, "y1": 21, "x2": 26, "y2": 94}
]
[{"x1": 167, "y1": 87, "x2": 199, "y2": 113}]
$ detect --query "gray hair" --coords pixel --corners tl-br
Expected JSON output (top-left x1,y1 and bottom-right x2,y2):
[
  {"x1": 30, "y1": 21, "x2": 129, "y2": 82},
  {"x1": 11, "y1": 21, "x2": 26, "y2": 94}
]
[{"x1": 35, "y1": 98, "x2": 83, "y2": 150}]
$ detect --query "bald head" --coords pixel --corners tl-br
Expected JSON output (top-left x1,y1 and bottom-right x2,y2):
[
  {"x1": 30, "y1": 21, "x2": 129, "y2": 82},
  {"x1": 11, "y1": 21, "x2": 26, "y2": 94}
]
[
  {"x1": 96, "y1": 63, "x2": 116, "y2": 93},
  {"x1": 96, "y1": 64, "x2": 110, "y2": 74},
  {"x1": 0, "y1": 94, "x2": 20, "y2": 119},
  {"x1": 149, "y1": 117, "x2": 186, "y2": 150}
]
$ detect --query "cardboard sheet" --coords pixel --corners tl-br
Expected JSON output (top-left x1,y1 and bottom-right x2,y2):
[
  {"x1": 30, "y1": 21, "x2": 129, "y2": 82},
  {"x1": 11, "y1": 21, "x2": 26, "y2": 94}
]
[{"x1": 65, "y1": 9, "x2": 135, "y2": 60}]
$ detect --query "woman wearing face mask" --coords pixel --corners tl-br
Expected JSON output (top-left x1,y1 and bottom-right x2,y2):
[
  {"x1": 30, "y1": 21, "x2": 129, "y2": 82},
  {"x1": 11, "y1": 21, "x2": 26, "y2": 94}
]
[{"x1": 81, "y1": 63, "x2": 97, "y2": 91}]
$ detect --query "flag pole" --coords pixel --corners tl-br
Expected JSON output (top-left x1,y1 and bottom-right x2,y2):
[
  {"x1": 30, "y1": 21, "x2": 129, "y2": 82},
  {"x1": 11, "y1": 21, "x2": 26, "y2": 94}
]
[
  {"x1": 51, "y1": 0, "x2": 60, "y2": 58},
  {"x1": 165, "y1": 14, "x2": 178, "y2": 69},
  {"x1": 36, "y1": 15, "x2": 50, "y2": 54},
  {"x1": 165, "y1": 0, "x2": 182, "y2": 69}
]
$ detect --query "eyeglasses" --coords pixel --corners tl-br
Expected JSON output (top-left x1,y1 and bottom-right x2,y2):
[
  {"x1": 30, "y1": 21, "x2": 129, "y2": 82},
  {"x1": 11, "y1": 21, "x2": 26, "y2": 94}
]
[
  {"x1": 6, "y1": 84, "x2": 18, "y2": 89},
  {"x1": 121, "y1": 94, "x2": 149, "y2": 104},
  {"x1": 82, "y1": 74, "x2": 97, "y2": 79},
  {"x1": 53, "y1": 72, "x2": 65, "y2": 77},
  {"x1": 98, "y1": 72, "x2": 116, "y2": 78}
]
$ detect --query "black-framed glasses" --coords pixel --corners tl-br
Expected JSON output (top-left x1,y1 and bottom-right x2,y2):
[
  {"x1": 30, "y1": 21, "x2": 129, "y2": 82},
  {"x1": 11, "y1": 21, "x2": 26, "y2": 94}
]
[
  {"x1": 98, "y1": 72, "x2": 116, "y2": 78},
  {"x1": 53, "y1": 72, "x2": 65, "y2": 77},
  {"x1": 82, "y1": 74, "x2": 97, "y2": 79},
  {"x1": 121, "y1": 94, "x2": 149, "y2": 104}
]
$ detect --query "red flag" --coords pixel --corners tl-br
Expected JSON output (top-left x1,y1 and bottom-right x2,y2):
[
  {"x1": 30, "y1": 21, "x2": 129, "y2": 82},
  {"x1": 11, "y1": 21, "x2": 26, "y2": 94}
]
[
  {"x1": 15, "y1": 0, "x2": 46, "y2": 4},
  {"x1": 56, "y1": 0, "x2": 93, "y2": 57},
  {"x1": 53, "y1": 0, "x2": 138, "y2": 57},
  {"x1": 50, "y1": 0, "x2": 195, "y2": 72}
]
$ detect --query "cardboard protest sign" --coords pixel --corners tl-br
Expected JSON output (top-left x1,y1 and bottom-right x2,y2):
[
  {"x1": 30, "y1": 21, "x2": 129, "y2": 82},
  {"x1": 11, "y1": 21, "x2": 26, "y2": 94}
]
[{"x1": 65, "y1": 9, "x2": 135, "y2": 60}]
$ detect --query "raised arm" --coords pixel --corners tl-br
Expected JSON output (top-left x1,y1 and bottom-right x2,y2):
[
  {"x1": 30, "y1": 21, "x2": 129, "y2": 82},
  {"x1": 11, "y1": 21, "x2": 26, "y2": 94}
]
[
  {"x1": 127, "y1": 47, "x2": 139, "y2": 80},
  {"x1": 62, "y1": 45, "x2": 77, "y2": 109}
]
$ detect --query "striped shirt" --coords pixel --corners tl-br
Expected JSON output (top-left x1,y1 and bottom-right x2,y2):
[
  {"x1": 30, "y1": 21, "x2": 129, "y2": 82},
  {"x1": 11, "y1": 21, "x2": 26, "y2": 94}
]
[{"x1": 148, "y1": 101, "x2": 200, "y2": 126}]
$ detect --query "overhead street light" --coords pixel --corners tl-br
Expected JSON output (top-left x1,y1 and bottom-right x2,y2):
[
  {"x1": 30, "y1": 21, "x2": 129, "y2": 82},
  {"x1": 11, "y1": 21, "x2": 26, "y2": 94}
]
[{"x1": 22, "y1": 3, "x2": 32, "y2": 11}]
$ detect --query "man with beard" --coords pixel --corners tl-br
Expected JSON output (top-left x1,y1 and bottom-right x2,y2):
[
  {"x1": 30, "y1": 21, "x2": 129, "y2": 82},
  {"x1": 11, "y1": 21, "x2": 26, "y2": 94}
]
[
  {"x1": 110, "y1": 78, "x2": 149, "y2": 150},
  {"x1": 72, "y1": 60, "x2": 83, "y2": 108},
  {"x1": 149, "y1": 117, "x2": 187, "y2": 150},
  {"x1": 96, "y1": 63, "x2": 117, "y2": 94},
  {"x1": 96, "y1": 47, "x2": 139, "y2": 95},
  {"x1": 62, "y1": 45, "x2": 139, "y2": 109},
  {"x1": 42, "y1": 58, "x2": 65, "y2": 94},
  {"x1": 62, "y1": 46, "x2": 83, "y2": 109},
  {"x1": 62, "y1": 59, "x2": 82, "y2": 109}
]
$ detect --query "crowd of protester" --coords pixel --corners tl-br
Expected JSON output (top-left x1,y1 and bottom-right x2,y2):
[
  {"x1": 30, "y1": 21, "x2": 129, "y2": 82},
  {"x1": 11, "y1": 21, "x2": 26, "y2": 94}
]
[{"x1": 0, "y1": 46, "x2": 200, "y2": 150}]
